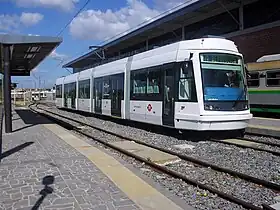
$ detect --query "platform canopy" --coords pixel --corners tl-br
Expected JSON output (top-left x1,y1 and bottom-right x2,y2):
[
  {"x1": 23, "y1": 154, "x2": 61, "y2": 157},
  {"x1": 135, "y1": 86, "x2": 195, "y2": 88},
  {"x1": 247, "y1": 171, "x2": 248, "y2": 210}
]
[{"x1": 0, "y1": 34, "x2": 63, "y2": 76}]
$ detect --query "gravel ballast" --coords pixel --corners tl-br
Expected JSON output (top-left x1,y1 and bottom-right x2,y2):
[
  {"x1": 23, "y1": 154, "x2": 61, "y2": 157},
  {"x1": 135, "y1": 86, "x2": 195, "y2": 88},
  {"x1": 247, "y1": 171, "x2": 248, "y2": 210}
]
[
  {"x1": 38, "y1": 104, "x2": 280, "y2": 184},
  {"x1": 34, "y1": 103, "x2": 280, "y2": 208}
]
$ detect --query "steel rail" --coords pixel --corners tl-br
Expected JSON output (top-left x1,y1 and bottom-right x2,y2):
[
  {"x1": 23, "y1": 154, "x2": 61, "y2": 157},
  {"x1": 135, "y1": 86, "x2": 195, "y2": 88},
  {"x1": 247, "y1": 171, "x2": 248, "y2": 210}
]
[
  {"x1": 29, "y1": 105, "x2": 268, "y2": 210},
  {"x1": 34, "y1": 104, "x2": 280, "y2": 192}
]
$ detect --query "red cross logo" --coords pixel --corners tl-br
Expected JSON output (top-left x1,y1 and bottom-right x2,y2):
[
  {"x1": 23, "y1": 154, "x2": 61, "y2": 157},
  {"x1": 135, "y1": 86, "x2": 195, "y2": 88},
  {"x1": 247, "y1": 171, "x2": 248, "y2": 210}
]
[{"x1": 147, "y1": 104, "x2": 152, "y2": 112}]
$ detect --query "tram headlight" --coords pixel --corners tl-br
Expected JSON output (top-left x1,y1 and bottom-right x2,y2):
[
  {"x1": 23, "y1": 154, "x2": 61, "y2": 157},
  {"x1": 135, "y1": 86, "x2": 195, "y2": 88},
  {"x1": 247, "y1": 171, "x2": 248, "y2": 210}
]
[
  {"x1": 205, "y1": 104, "x2": 220, "y2": 111},
  {"x1": 204, "y1": 104, "x2": 214, "y2": 110}
]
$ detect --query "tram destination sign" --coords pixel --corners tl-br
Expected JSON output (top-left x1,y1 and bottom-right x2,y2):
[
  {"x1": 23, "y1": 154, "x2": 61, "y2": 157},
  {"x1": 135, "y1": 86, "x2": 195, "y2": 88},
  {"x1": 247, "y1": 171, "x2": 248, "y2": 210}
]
[{"x1": 201, "y1": 54, "x2": 240, "y2": 65}]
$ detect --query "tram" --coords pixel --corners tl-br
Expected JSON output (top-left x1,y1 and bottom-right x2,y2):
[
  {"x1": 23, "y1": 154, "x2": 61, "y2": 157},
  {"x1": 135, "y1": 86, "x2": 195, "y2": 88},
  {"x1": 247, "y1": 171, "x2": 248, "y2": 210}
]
[{"x1": 56, "y1": 37, "x2": 252, "y2": 136}]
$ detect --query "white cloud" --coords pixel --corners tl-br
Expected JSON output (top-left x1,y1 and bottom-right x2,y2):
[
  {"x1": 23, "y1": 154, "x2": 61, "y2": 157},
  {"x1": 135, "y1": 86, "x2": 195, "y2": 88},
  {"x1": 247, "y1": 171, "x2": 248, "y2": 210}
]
[
  {"x1": 28, "y1": 33, "x2": 40, "y2": 36},
  {"x1": 69, "y1": 0, "x2": 165, "y2": 41},
  {"x1": 69, "y1": 0, "x2": 193, "y2": 41},
  {"x1": 20, "y1": 12, "x2": 44, "y2": 26},
  {"x1": 0, "y1": 14, "x2": 19, "y2": 31},
  {"x1": 14, "y1": 0, "x2": 79, "y2": 11},
  {"x1": 0, "y1": 12, "x2": 43, "y2": 32},
  {"x1": 50, "y1": 49, "x2": 68, "y2": 61}
]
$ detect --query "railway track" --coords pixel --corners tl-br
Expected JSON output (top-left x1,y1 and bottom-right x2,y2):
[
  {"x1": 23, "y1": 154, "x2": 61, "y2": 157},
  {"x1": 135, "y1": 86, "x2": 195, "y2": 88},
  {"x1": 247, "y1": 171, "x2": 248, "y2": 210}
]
[
  {"x1": 29, "y1": 103, "x2": 279, "y2": 210},
  {"x1": 37, "y1": 102, "x2": 280, "y2": 157}
]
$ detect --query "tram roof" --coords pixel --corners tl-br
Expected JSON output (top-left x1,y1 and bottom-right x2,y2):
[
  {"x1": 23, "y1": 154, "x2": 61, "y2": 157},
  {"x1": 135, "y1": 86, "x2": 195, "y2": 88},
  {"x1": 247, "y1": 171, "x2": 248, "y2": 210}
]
[
  {"x1": 0, "y1": 33, "x2": 62, "y2": 76},
  {"x1": 63, "y1": 0, "x2": 255, "y2": 69}
]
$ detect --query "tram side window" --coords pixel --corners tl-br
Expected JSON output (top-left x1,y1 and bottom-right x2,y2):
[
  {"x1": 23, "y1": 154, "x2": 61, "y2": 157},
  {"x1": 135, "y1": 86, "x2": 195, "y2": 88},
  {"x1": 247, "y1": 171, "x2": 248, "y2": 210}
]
[
  {"x1": 266, "y1": 70, "x2": 280, "y2": 87},
  {"x1": 64, "y1": 84, "x2": 69, "y2": 98},
  {"x1": 178, "y1": 62, "x2": 197, "y2": 102},
  {"x1": 131, "y1": 71, "x2": 147, "y2": 96},
  {"x1": 78, "y1": 79, "x2": 90, "y2": 99},
  {"x1": 64, "y1": 84, "x2": 68, "y2": 97},
  {"x1": 247, "y1": 72, "x2": 259, "y2": 87},
  {"x1": 94, "y1": 78, "x2": 103, "y2": 104},
  {"x1": 147, "y1": 69, "x2": 161, "y2": 96},
  {"x1": 71, "y1": 82, "x2": 76, "y2": 98},
  {"x1": 64, "y1": 84, "x2": 67, "y2": 95},
  {"x1": 118, "y1": 74, "x2": 125, "y2": 100},
  {"x1": 131, "y1": 67, "x2": 161, "y2": 100},
  {"x1": 102, "y1": 79, "x2": 111, "y2": 99},
  {"x1": 64, "y1": 82, "x2": 76, "y2": 98},
  {"x1": 56, "y1": 84, "x2": 62, "y2": 98}
]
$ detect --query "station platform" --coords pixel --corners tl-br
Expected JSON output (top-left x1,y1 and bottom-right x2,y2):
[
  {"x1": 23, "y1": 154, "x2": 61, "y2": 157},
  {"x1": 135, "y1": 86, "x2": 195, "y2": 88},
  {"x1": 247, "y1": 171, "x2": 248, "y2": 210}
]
[
  {"x1": 247, "y1": 117, "x2": 280, "y2": 138},
  {"x1": 0, "y1": 107, "x2": 192, "y2": 210}
]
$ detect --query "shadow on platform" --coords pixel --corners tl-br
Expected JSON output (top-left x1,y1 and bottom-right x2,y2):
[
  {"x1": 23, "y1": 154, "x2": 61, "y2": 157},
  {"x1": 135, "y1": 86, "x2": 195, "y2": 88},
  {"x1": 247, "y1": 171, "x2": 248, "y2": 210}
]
[
  {"x1": 15, "y1": 109, "x2": 51, "y2": 125},
  {"x1": 32, "y1": 175, "x2": 54, "y2": 210},
  {"x1": 0, "y1": 141, "x2": 34, "y2": 161},
  {"x1": 12, "y1": 109, "x2": 52, "y2": 132}
]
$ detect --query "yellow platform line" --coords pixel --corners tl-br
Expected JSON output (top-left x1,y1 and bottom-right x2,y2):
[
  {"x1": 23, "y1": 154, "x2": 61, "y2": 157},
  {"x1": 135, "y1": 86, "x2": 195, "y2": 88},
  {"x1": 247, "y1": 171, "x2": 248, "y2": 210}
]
[{"x1": 44, "y1": 124, "x2": 184, "y2": 210}]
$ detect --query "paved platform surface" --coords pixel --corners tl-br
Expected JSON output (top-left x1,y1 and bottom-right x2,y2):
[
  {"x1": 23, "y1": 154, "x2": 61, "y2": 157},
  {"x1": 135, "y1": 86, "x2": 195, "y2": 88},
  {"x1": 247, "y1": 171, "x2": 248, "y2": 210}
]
[
  {"x1": 247, "y1": 117, "x2": 280, "y2": 138},
  {"x1": 250, "y1": 117, "x2": 280, "y2": 127},
  {"x1": 0, "y1": 108, "x2": 192, "y2": 210},
  {"x1": 271, "y1": 202, "x2": 280, "y2": 210}
]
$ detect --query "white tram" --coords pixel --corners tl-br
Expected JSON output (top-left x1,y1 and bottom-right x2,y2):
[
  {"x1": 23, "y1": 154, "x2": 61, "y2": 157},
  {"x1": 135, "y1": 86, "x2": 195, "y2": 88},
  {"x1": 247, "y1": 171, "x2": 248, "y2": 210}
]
[{"x1": 55, "y1": 37, "x2": 252, "y2": 135}]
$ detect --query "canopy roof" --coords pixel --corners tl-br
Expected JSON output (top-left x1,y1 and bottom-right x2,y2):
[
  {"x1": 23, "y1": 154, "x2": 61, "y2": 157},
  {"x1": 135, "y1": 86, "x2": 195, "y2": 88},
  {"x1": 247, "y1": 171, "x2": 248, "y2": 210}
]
[{"x1": 0, "y1": 33, "x2": 62, "y2": 76}]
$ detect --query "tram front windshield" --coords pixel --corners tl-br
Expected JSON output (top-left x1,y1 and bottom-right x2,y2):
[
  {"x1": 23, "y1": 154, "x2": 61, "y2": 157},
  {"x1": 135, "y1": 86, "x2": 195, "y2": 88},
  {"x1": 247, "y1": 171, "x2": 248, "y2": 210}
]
[{"x1": 200, "y1": 53, "x2": 247, "y2": 102}]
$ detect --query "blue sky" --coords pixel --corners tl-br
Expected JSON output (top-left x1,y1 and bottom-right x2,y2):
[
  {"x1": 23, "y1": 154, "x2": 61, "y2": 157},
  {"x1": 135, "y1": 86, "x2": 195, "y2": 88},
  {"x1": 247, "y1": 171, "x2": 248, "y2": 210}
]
[{"x1": 0, "y1": 0, "x2": 185, "y2": 88}]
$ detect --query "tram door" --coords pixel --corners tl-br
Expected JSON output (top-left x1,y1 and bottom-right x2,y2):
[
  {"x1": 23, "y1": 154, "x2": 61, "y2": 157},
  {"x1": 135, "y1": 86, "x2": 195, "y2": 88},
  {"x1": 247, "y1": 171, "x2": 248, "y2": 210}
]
[
  {"x1": 70, "y1": 82, "x2": 76, "y2": 109},
  {"x1": 111, "y1": 73, "x2": 123, "y2": 117},
  {"x1": 64, "y1": 84, "x2": 68, "y2": 108},
  {"x1": 94, "y1": 78, "x2": 102, "y2": 114},
  {"x1": 162, "y1": 67, "x2": 175, "y2": 127}
]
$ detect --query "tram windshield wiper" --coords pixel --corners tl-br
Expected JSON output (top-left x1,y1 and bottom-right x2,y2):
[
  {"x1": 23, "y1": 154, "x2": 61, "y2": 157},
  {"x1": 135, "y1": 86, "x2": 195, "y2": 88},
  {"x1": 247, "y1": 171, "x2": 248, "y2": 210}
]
[
  {"x1": 232, "y1": 85, "x2": 247, "y2": 109},
  {"x1": 232, "y1": 67, "x2": 248, "y2": 109}
]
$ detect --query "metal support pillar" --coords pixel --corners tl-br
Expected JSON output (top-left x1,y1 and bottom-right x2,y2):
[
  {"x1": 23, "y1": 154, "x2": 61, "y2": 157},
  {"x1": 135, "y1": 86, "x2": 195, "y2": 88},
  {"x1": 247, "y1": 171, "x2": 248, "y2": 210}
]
[
  {"x1": 0, "y1": 106, "x2": 4, "y2": 162},
  {"x1": 218, "y1": 1, "x2": 240, "y2": 28},
  {"x1": 13, "y1": 90, "x2": 16, "y2": 105},
  {"x1": 23, "y1": 92, "x2": 26, "y2": 106},
  {"x1": 146, "y1": 39, "x2": 149, "y2": 50},
  {"x1": 182, "y1": 26, "x2": 185, "y2": 40},
  {"x1": 3, "y1": 45, "x2": 12, "y2": 133},
  {"x1": 239, "y1": 1, "x2": 244, "y2": 30}
]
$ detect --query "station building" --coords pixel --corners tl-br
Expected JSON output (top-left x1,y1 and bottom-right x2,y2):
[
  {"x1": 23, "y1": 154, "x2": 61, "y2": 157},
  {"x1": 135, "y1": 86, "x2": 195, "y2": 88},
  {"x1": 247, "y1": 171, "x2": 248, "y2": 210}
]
[{"x1": 63, "y1": 0, "x2": 280, "y2": 73}]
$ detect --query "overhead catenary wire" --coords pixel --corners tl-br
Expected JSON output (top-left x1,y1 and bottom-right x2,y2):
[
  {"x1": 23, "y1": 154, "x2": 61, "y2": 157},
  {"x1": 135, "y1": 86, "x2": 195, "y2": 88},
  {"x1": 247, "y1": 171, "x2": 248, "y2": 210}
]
[
  {"x1": 47, "y1": 0, "x2": 91, "y2": 72},
  {"x1": 18, "y1": 1, "x2": 89, "y2": 88},
  {"x1": 54, "y1": 0, "x2": 92, "y2": 69},
  {"x1": 56, "y1": 0, "x2": 91, "y2": 37}
]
